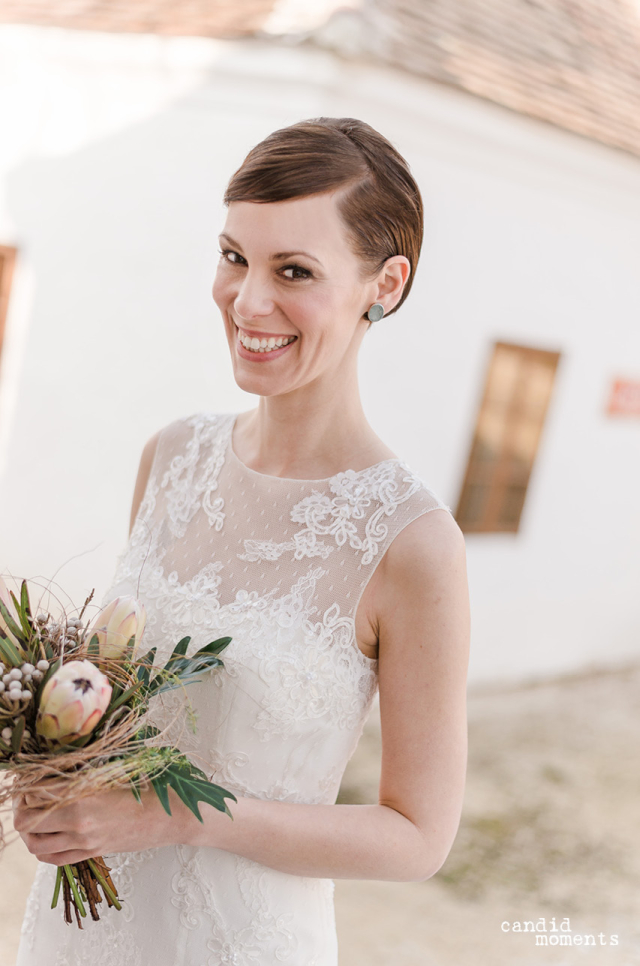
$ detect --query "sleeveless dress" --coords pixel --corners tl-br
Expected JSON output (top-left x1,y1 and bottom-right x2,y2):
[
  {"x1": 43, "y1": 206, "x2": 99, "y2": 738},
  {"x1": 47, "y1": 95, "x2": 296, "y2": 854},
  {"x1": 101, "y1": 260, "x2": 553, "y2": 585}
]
[{"x1": 16, "y1": 411, "x2": 452, "y2": 966}]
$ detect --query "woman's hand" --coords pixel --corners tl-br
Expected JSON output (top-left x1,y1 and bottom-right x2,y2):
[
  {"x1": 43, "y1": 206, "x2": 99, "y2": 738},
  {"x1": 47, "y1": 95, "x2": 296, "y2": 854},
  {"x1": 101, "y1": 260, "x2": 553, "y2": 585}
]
[{"x1": 12, "y1": 780, "x2": 179, "y2": 866}]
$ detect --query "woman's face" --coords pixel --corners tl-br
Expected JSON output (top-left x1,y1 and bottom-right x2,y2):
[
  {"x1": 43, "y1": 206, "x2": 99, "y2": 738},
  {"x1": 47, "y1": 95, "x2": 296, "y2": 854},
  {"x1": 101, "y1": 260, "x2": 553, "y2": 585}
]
[{"x1": 212, "y1": 190, "x2": 407, "y2": 399}]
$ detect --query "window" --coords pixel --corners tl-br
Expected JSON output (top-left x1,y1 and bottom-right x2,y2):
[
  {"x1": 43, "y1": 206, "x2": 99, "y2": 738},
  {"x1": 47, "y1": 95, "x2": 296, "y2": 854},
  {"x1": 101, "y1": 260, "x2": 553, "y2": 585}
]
[
  {"x1": 0, "y1": 245, "x2": 17, "y2": 371},
  {"x1": 455, "y1": 341, "x2": 561, "y2": 533}
]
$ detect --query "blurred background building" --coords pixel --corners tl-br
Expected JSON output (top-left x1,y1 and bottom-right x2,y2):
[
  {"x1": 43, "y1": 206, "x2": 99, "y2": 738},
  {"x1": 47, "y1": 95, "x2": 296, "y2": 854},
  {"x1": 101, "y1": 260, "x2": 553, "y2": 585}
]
[{"x1": 0, "y1": 0, "x2": 639, "y2": 686}]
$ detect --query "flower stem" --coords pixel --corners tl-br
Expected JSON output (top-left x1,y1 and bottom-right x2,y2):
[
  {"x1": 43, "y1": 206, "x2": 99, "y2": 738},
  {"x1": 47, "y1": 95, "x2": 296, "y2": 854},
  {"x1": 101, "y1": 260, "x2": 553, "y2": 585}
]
[
  {"x1": 51, "y1": 866, "x2": 63, "y2": 908},
  {"x1": 63, "y1": 864, "x2": 86, "y2": 917},
  {"x1": 86, "y1": 857, "x2": 122, "y2": 910}
]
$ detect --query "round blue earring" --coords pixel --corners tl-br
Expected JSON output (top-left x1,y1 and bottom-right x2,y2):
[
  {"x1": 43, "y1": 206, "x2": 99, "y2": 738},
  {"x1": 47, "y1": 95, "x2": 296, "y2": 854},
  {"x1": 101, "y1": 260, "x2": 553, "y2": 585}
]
[{"x1": 367, "y1": 302, "x2": 385, "y2": 322}]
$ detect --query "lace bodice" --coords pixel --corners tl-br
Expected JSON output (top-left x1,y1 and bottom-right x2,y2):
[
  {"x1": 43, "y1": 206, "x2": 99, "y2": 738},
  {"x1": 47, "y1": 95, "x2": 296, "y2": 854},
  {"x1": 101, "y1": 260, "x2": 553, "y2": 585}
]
[{"x1": 16, "y1": 411, "x2": 453, "y2": 966}]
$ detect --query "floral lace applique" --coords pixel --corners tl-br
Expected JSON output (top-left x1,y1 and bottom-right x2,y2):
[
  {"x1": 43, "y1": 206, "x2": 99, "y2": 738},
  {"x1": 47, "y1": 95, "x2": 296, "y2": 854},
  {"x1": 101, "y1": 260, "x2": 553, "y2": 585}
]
[
  {"x1": 239, "y1": 460, "x2": 430, "y2": 566},
  {"x1": 170, "y1": 846, "x2": 298, "y2": 964},
  {"x1": 161, "y1": 414, "x2": 233, "y2": 539}
]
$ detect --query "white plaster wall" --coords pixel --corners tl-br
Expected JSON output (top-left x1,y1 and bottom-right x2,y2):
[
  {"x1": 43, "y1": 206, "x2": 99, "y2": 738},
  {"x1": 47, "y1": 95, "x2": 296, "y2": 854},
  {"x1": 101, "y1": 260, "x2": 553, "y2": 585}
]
[{"x1": 0, "y1": 25, "x2": 638, "y2": 684}]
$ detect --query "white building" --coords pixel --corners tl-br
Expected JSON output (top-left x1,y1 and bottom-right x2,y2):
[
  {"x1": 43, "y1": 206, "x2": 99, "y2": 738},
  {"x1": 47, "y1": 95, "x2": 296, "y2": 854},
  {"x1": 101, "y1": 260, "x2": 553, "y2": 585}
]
[{"x1": 0, "y1": 0, "x2": 638, "y2": 684}]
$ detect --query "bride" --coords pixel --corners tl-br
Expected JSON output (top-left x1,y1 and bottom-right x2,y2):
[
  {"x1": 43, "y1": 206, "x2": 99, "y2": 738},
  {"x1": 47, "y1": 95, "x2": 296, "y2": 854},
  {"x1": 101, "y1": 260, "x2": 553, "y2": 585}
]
[{"x1": 14, "y1": 116, "x2": 470, "y2": 965}]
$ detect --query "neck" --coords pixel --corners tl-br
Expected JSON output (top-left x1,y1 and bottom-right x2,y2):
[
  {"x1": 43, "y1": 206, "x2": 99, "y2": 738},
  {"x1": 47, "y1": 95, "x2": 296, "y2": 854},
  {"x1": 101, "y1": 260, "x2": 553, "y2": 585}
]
[{"x1": 233, "y1": 370, "x2": 395, "y2": 480}]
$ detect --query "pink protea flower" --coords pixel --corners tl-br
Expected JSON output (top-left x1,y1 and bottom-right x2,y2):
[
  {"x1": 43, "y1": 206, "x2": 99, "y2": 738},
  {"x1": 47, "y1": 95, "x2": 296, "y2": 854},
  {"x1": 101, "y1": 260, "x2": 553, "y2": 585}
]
[
  {"x1": 35, "y1": 659, "x2": 112, "y2": 743},
  {"x1": 84, "y1": 596, "x2": 147, "y2": 661}
]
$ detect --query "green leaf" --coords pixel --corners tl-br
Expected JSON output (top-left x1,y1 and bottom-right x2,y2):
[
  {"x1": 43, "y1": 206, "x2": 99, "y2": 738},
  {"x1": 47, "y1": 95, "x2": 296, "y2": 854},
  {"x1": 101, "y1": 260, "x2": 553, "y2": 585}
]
[
  {"x1": 199, "y1": 637, "x2": 232, "y2": 656},
  {"x1": 0, "y1": 736, "x2": 12, "y2": 754},
  {"x1": 150, "y1": 775, "x2": 172, "y2": 815},
  {"x1": 0, "y1": 761, "x2": 12, "y2": 770},
  {"x1": 129, "y1": 780, "x2": 142, "y2": 804},
  {"x1": 0, "y1": 634, "x2": 22, "y2": 667},
  {"x1": 106, "y1": 678, "x2": 145, "y2": 715},
  {"x1": 149, "y1": 760, "x2": 237, "y2": 823},
  {"x1": 20, "y1": 580, "x2": 31, "y2": 621},
  {"x1": 0, "y1": 599, "x2": 26, "y2": 651},
  {"x1": 148, "y1": 653, "x2": 225, "y2": 696},
  {"x1": 135, "y1": 647, "x2": 157, "y2": 688},
  {"x1": 170, "y1": 637, "x2": 191, "y2": 660},
  {"x1": 9, "y1": 589, "x2": 32, "y2": 639},
  {"x1": 86, "y1": 633, "x2": 101, "y2": 659},
  {"x1": 10, "y1": 715, "x2": 25, "y2": 753}
]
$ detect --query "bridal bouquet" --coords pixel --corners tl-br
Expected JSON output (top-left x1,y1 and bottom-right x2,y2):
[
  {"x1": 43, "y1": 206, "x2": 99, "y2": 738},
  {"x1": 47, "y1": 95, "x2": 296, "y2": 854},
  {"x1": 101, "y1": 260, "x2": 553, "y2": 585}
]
[{"x1": 0, "y1": 575, "x2": 236, "y2": 928}]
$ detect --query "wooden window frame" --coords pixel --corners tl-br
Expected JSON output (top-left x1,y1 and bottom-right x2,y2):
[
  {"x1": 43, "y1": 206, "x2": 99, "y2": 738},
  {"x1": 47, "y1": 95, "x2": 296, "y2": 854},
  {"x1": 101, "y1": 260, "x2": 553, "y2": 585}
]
[
  {"x1": 0, "y1": 245, "x2": 17, "y2": 370},
  {"x1": 455, "y1": 340, "x2": 561, "y2": 533}
]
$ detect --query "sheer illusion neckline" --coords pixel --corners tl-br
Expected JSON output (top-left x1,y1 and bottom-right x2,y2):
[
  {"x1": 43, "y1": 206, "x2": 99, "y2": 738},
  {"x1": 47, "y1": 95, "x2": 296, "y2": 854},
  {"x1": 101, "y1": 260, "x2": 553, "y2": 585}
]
[{"x1": 225, "y1": 412, "x2": 402, "y2": 484}]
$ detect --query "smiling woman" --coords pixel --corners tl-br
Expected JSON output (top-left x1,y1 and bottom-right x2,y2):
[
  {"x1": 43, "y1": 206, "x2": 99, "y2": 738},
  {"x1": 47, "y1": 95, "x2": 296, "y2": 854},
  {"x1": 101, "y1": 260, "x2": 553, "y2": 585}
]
[{"x1": 14, "y1": 117, "x2": 470, "y2": 966}]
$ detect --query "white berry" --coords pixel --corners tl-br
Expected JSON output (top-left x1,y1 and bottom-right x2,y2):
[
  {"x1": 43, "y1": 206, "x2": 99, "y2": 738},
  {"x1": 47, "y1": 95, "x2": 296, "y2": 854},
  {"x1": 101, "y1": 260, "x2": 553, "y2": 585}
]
[{"x1": 36, "y1": 660, "x2": 50, "y2": 671}]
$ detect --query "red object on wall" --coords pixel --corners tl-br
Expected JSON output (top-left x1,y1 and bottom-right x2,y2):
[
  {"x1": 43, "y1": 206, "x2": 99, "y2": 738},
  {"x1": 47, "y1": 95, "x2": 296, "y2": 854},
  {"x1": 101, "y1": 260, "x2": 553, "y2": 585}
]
[{"x1": 607, "y1": 379, "x2": 640, "y2": 416}]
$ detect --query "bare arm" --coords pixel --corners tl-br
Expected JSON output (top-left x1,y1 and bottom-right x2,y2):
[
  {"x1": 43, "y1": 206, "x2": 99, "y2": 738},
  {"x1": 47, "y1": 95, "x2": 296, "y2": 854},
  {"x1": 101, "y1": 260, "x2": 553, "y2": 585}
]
[
  {"x1": 128, "y1": 429, "x2": 162, "y2": 537},
  {"x1": 173, "y1": 507, "x2": 471, "y2": 882}
]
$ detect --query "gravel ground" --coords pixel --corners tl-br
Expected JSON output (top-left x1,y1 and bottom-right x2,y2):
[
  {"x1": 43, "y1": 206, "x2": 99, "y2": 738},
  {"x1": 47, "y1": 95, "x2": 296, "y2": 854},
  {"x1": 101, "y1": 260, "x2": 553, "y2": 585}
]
[{"x1": 2, "y1": 661, "x2": 640, "y2": 965}]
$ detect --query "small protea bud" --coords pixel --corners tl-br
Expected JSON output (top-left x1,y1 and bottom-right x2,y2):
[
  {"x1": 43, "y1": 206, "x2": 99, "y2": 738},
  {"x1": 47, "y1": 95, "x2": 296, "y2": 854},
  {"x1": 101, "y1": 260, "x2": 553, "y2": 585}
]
[
  {"x1": 84, "y1": 596, "x2": 147, "y2": 661},
  {"x1": 35, "y1": 659, "x2": 112, "y2": 743}
]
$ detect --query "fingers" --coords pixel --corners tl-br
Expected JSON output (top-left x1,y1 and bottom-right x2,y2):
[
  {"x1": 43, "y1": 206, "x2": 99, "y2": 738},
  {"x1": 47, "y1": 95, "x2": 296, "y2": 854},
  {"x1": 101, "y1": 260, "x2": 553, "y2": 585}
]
[
  {"x1": 24, "y1": 830, "x2": 68, "y2": 855},
  {"x1": 14, "y1": 805, "x2": 50, "y2": 835}
]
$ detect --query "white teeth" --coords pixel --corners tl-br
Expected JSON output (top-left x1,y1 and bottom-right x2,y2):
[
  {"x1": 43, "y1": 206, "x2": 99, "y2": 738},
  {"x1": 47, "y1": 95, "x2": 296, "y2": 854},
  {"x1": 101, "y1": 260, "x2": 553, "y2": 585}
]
[{"x1": 238, "y1": 331, "x2": 296, "y2": 353}]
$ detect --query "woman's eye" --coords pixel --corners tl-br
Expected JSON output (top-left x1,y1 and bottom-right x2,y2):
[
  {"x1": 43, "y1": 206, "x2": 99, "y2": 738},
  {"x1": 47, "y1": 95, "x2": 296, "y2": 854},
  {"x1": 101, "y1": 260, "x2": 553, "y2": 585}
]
[
  {"x1": 281, "y1": 265, "x2": 312, "y2": 280},
  {"x1": 218, "y1": 249, "x2": 311, "y2": 281},
  {"x1": 218, "y1": 248, "x2": 245, "y2": 265}
]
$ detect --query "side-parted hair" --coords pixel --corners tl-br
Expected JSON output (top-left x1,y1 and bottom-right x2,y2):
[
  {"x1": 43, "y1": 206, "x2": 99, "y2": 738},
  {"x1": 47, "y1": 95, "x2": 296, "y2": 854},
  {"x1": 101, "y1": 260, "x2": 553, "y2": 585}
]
[{"x1": 223, "y1": 117, "x2": 424, "y2": 319}]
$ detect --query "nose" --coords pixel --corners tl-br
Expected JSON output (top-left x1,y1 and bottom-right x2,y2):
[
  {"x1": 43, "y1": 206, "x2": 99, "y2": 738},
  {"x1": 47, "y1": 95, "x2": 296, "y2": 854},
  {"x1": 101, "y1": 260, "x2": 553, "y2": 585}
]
[{"x1": 232, "y1": 270, "x2": 276, "y2": 322}]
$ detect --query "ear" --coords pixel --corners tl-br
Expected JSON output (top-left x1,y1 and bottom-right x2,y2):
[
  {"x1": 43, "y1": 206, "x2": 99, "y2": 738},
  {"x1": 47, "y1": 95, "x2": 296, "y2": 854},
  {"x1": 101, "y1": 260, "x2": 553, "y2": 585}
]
[{"x1": 374, "y1": 256, "x2": 411, "y2": 313}]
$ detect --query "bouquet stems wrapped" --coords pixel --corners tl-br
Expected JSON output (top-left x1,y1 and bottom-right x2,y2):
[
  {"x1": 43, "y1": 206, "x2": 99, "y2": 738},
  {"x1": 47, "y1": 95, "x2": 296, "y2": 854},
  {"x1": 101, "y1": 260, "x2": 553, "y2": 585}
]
[{"x1": 0, "y1": 575, "x2": 236, "y2": 927}]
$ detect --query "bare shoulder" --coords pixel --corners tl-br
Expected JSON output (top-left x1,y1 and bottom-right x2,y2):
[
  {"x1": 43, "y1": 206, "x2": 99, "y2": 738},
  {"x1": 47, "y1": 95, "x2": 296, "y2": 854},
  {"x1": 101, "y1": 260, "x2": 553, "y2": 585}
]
[
  {"x1": 381, "y1": 507, "x2": 467, "y2": 590},
  {"x1": 371, "y1": 506, "x2": 469, "y2": 656},
  {"x1": 128, "y1": 427, "x2": 163, "y2": 537}
]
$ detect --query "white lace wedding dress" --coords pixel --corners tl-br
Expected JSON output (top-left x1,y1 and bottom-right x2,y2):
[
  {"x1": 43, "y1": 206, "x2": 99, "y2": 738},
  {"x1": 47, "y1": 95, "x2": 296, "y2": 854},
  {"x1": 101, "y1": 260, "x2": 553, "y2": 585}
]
[{"x1": 16, "y1": 411, "x2": 452, "y2": 966}]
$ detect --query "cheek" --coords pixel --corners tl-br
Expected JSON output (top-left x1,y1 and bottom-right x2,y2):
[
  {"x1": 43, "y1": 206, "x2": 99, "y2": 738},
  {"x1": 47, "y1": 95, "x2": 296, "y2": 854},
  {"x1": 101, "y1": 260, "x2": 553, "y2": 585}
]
[{"x1": 211, "y1": 269, "x2": 232, "y2": 308}]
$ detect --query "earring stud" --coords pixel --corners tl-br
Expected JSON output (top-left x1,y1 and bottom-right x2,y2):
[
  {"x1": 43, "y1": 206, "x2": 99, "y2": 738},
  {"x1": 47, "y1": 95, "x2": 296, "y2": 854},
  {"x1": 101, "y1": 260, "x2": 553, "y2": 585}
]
[{"x1": 367, "y1": 302, "x2": 385, "y2": 322}]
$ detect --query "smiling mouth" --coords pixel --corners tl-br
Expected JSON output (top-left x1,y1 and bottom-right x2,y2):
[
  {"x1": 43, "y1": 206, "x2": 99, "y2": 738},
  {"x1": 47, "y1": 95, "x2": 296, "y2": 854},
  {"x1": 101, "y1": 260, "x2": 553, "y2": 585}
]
[{"x1": 234, "y1": 323, "x2": 297, "y2": 354}]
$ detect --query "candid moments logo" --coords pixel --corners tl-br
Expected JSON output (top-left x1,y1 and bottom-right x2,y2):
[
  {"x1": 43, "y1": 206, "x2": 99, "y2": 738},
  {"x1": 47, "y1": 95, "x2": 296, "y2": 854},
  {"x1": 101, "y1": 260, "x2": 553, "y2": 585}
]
[{"x1": 502, "y1": 918, "x2": 619, "y2": 947}]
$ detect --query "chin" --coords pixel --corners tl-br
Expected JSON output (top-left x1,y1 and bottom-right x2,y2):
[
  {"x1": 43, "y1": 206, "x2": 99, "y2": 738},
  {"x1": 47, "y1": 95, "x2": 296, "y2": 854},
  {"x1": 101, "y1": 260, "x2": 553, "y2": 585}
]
[{"x1": 231, "y1": 364, "x2": 291, "y2": 398}]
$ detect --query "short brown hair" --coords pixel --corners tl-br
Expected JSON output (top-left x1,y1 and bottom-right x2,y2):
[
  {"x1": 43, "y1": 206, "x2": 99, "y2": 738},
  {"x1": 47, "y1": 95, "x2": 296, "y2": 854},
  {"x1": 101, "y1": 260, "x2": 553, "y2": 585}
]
[{"x1": 223, "y1": 117, "x2": 424, "y2": 318}]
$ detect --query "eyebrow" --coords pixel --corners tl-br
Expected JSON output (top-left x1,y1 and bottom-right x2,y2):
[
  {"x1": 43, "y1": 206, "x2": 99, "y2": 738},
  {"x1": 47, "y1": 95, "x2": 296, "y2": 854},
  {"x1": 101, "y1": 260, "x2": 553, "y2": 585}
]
[{"x1": 218, "y1": 233, "x2": 323, "y2": 267}]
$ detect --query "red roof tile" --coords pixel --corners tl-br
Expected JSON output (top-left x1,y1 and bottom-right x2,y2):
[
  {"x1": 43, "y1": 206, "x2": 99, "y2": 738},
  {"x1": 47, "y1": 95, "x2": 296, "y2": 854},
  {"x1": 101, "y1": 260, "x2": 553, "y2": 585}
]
[{"x1": 1, "y1": 0, "x2": 639, "y2": 159}]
